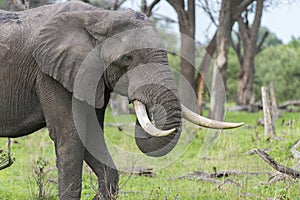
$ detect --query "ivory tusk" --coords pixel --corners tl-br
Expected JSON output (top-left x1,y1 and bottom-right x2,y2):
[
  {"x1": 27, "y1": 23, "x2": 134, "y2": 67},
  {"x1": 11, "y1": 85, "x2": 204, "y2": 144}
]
[
  {"x1": 133, "y1": 100, "x2": 176, "y2": 137},
  {"x1": 181, "y1": 104, "x2": 244, "y2": 129}
]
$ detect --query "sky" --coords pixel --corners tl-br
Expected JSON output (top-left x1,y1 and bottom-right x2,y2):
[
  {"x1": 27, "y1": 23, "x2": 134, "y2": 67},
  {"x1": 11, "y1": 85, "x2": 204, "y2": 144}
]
[
  {"x1": 261, "y1": 1, "x2": 300, "y2": 43},
  {"x1": 125, "y1": 0, "x2": 300, "y2": 44}
]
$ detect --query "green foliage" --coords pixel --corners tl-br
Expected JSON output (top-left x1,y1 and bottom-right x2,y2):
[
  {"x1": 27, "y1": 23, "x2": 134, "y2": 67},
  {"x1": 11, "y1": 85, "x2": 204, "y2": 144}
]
[
  {"x1": 226, "y1": 31, "x2": 298, "y2": 103},
  {"x1": 255, "y1": 38, "x2": 300, "y2": 102}
]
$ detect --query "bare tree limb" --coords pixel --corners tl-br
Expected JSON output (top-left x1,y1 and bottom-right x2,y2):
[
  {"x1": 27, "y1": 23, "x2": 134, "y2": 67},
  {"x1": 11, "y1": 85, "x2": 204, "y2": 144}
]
[
  {"x1": 233, "y1": 0, "x2": 255, "y2": 20},
  {"x1": 291, "y1": 139, "x2": 300, "y2": 170},
  {"x1": 231, "y1": 30, "x2": 243, "y2": 66},
  {"x1": 141, "y1": 0, "x2": 161, "y2": 16},
  {"x1": 199, "y1": 0, "x2": 218, "y2": 26},
  {"x1": 249, "y1": 0, "x2": 264, "y2": 49},
  {"x1": 256, "y1": 31, "x2": 269, "y2": 53},
  {"x1": 111, "y1": 0, "x2": 127, "y2": 10},
  {"x1": 254, "y1": 149, "x2": 300, "y2": 179},
  {"x1": 217, "y1": 179, "x2": 241, "y2": 189}
]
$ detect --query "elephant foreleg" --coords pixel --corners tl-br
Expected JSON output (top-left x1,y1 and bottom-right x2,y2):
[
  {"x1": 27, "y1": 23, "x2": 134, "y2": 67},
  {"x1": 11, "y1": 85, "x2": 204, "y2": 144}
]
[
  {"x1": 81, "y1": 107, "x2": 119, "y2": 199},
  {"x1": 36, "y1": 74, "x2": 85, "y2": 199},
  {"x1": 54, "y1": 132, "x2": 85, "y2": 199},
  {"x1": 84, "y1": 150, "x2": 119, "y2": 200}
]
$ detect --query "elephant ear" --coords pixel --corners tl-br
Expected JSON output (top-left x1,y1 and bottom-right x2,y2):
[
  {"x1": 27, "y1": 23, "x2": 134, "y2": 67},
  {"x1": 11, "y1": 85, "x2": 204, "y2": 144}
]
[{"x1": 33, "y1": 10, "x2": 110, "y2": 108}]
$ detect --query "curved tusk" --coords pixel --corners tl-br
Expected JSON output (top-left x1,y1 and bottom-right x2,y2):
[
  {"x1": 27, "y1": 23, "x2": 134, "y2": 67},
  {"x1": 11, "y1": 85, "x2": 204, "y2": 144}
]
[
  {"x1": 181, "y1": 104, "x2": 244, "y2": 129},
  {"x1": 133, "y1": 100, "x2": 176, "y2": 137}
]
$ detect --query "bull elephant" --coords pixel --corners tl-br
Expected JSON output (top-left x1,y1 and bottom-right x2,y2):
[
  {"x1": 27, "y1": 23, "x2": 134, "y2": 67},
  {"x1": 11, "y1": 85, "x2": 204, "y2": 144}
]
[{"x1": 0, "y1": 1, "x2": 243, "y2": 199}]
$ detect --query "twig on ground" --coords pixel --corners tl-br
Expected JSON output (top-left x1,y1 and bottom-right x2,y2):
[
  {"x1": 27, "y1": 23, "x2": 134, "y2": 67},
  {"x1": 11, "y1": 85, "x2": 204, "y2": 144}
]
[
  {"x1": 178, "y1": 169, "x2": 270, "y2": 180},
  {"x1": 254, "y1": 149, "x2": 300, "y2": 179},
  {"x1": 123, "y1": 167, "x2": 156, "y2": 177},
  {"x1": 268, "y1": 171, "x2": 294, "y2": 184},
  {"x1": 290, "y1": 139, "x2": 300, "y2": 170},
  {"x1": 246, "y1": 148, "x2": 271, "y2": 155},
  {"x1": 217, "y1": 179, "x2": 241, "y2": 189}
]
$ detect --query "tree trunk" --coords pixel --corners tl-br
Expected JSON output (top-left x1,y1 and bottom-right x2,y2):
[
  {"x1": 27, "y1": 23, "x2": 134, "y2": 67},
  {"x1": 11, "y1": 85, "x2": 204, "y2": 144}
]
[
  {"x1": 237, "y1": 53, "x2": 254, "y2": 105},
  {"x1": 195, "y1": 33, "x2": 217, "y2": 113},
  {"x1": 210, "y1": 0, "x2": 232, "y2": 120},
  {"x1": 167, "y1": 0, "x2": 196, "y2": 111},
  {"x1": 178, "y1": 23, "x2": 196, "y2": 110},
  {"x1": 235, "y1": 0, "x2": 264, "y2": 106}
]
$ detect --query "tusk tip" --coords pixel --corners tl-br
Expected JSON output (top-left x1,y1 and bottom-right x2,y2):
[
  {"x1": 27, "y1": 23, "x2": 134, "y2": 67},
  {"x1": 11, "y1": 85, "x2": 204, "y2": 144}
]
[
  {"x1": 221, "y1": 122, "x2": 244, "y2": 129},
  {"x1": 155, "y1": 128, "x2": 177, "y2": 137},
  {"x1": 234, "y1": 122, "x2": 244, "y2": 128}
]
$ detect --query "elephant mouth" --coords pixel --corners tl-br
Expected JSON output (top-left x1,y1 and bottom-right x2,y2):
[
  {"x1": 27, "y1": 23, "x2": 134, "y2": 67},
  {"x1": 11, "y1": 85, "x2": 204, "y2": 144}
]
[{"x1": 133, "y1": 100, "x2": 244, "y2": 138}]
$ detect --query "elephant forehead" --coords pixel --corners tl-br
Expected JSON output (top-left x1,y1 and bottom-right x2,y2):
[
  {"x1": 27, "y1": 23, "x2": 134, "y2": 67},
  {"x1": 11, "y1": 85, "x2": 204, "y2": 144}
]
[{"x1": 101, "y1": 28, "x2": 165, "y2": 61}]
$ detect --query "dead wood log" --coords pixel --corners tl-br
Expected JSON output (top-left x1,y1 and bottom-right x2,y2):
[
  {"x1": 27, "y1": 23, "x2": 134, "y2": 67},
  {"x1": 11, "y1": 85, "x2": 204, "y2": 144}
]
[
  {"x1": 217, "y1": 179, "x2": 241, "y2": 189},
  {"x1": 290, "y1": 139, "x2": 300, "y2": 170},
  {"x1": 261, "y1": 87, "x2": 277, "y2": 138},
  {"x1": 254, "y1": 149, "x2": 300, "y2": 179},
  {"x1": 291, "y1": 139, "x2": 300, "y2": 160},
  {"x1": 123, "y1": 167, "x2": 156, "y2": 177},
  {"x1": 279, "y1": 100, "x2": 300, "y2": 110},
  {"x1": 177, "y1": 169, "x2": 270, "y2": 180},
  {"x1": 269, "y1": 82, "x2": 279, "y2": 120}
]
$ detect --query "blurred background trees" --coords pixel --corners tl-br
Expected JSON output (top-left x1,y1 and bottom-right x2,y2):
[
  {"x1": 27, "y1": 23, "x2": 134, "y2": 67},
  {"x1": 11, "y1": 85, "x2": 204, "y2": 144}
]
[{"x1": 1, "y1": 0, "x2": 299, "y2": 115}]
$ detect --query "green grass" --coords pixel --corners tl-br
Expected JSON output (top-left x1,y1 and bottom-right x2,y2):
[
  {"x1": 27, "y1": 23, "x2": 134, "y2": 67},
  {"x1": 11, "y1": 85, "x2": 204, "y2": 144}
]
[{"x1": 1, "y1": 110, "x2": 300, "y2": 199}]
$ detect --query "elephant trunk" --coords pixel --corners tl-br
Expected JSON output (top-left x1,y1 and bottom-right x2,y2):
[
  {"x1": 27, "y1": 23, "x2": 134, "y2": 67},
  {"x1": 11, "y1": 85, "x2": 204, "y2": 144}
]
[{"x1": 128, "y1": 64, "x2": 182, "y2": 157}]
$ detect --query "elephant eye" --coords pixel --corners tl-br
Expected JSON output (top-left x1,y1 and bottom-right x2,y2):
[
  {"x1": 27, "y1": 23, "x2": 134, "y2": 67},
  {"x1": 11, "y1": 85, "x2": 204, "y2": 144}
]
[{"x1": 122, "y1": 53, "x2": 133, "y2": 66}]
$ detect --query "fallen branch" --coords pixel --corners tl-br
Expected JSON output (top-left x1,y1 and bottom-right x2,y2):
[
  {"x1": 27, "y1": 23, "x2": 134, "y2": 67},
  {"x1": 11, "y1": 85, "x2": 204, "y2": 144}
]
[
  {"x1": 217, "y1": 179, "x2": 241, "y2": 189},
  {"x1": 177, "y1": 169, "x2": 270, "y2": 180},
  {"x1": 177, "y1": 172, "x2": 241, "y2": 188},
  {"x1": 254, "y1": 149, "x2": 300, "y2": 179},
  {"x1": 279, "y1": 100, "x2": 300, "y2": 109},
  {"x1": 291, "y1": 139, "x2": 300, "y2": 160},
  {"x1": 123, "y1": 167, "x2": 156, "y2": 177}
]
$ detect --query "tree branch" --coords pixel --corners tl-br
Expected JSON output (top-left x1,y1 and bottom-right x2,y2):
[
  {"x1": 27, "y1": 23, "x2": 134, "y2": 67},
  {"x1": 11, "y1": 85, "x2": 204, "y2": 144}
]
[
  {"x1": 200, "y1": 0, "x2": 218, "y2": 26},
  {"x1": 233, "y1": 0, "x2": 254, "y2": 20},
  {"x1": 250, "y1": 0, "x2": 264, "y2": 47},
  {"x1": 255, "y1": 149, "x2": 300, "y2": 179},
  {"x1": 147, "y1": 0, "x2": 160, "y2": 15},
  {"x1": 166, "y1": 0, "x2": 185, "y2": 14},
  {"x1": 111, "y1": 0, "x2": 127, "y2": 10},
  {"x1": 231, "y1": 30, "x2": 243, "y2": 66},
  {"x1": 256, "y1": 31, "x2": 269, "y2": 53}
]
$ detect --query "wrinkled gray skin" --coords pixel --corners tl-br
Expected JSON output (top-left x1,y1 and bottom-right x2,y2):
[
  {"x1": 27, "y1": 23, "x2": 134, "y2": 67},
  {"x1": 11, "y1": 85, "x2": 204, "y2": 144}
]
[{"x1": 0, "y1": 1, "x2": 182, "y2": 199}]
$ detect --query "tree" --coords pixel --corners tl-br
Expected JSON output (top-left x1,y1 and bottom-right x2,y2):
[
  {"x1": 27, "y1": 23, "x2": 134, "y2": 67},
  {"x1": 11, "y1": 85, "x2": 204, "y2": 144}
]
[
  {"x1": 232, "y1": 0, "x2": 264, "y2": 106},
  {"x1": 166, "y1": 0, "x2": 196, "y2": 110},
  {"x1": 196, "y1": 0, "x2": 255, "y2": 115},
  {"x1": 209, "y1": 0, "x2": 232, "y2": 120}
]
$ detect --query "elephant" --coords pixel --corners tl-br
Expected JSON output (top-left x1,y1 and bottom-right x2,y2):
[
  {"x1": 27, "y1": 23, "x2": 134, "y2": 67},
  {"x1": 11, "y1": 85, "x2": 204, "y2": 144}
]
[{"x1": 0, "y1": 1, "x2": 243, "y2": 199}]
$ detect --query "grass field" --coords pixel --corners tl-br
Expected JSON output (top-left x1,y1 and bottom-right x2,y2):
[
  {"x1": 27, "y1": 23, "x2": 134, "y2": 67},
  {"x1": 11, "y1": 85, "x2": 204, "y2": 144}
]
[{"x1": 0, "y1": 109, "x2": 300, "y2": 199}]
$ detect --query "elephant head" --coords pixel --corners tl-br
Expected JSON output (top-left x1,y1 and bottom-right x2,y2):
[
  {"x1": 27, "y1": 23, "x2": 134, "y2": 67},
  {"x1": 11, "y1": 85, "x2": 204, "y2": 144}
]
[{"x1": 33, "y1": 6, "x2": 243, "y2": 157}]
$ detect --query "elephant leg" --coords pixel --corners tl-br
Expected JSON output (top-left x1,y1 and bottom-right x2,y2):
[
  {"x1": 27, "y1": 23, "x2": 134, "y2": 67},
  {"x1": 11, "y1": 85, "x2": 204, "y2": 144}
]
[
  {"x1": 53, "y1": 130, "x2": 85, "y2": 199},
  {"x1": 83, "y1": 109, "x2": 119, "y2": 199},
  {"x1": 85, "y1": 148, "x2": 119, "y2": 199},
  {"x1": 36, "y1": 75, "x2": 85, "y2": 199}
]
